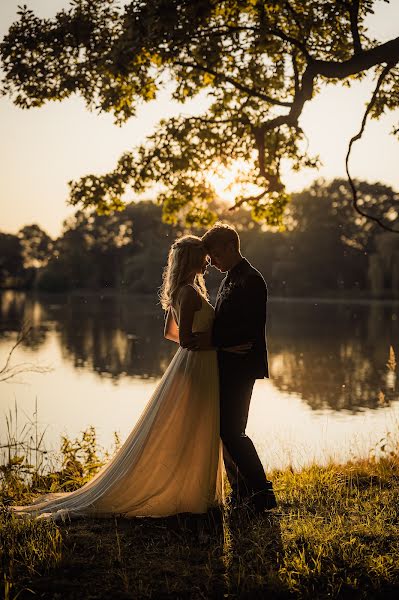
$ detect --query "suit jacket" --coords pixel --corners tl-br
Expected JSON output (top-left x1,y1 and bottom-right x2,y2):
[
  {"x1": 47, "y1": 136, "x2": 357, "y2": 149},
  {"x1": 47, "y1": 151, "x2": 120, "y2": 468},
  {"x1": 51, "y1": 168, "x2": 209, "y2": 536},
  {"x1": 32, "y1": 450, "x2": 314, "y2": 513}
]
[{"x1": 212, "y1": 258, "x2": 269, "y2": 379}]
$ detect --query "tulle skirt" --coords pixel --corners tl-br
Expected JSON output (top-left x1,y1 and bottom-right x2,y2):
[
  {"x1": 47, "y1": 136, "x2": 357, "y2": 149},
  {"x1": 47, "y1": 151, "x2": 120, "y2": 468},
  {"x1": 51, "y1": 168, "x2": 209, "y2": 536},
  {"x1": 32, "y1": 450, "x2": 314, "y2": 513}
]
[{"x1": 10, "y1": 347, "x2": 224, "y2": 521}]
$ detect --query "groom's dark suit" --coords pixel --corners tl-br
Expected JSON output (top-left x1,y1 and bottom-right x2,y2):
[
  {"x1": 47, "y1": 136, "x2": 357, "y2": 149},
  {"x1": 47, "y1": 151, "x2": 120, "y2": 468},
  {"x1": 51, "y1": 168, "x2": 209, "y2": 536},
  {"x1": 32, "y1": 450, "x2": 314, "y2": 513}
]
[{"x1": 212, "y1": 257, "x2": 273, "y2": 505}]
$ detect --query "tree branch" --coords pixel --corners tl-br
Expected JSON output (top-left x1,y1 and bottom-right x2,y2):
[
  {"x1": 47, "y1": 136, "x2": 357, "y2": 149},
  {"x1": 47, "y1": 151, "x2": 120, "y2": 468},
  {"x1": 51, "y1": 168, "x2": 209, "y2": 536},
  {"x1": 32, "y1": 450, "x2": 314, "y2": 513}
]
[
  {"x1": 0, "y1": 323, "x2": 31, "y2": 376},
  {"x1": 0, "y1": 321, "x2": 53, "y2": 383},
  {"x1": 267, "y1": 28, "x2": 311, "y2": 59},
  {"x1": 192, "y1": 25, "x2": 258, "y2": 39},
  {"x1": 348, "y1": 0, "x2": 362, "y2": 55},
  {"x1": 174, "y1": 60, "x2": 293, "y2": 107},
  {"x1": 256, "y1": 36, "x2": 399, "y2": 135},
  {"x1": 345, "y1": 63, "x2": 399, "y2": 233},
  {"x1": 247, "y1": 35, "x2": 399, "y2": 215},
  {"x1": 285, "y1": 1, "x2": 304, "y2": 33},
  {"x1": 253, "y1": 125, "x2": 267, "y2": 177},
  {"x1": 258, "y1": 61, "x2": 315, "y2": 134},
  {"x1": 314, "y1": 36, "x2": 399, "y2": 78},
  {"x1": 336, "y1": 0, "x2": 362, "y2": 54},
  {"x1": 229, "y1": 189, "x2": 269, "y2": 211},
  {"x1": 292, "y1": 53, "x2": 300, "y2": 96},
  {"x1": 187, "y1": 115, "x2": 244, "y2": 126}
]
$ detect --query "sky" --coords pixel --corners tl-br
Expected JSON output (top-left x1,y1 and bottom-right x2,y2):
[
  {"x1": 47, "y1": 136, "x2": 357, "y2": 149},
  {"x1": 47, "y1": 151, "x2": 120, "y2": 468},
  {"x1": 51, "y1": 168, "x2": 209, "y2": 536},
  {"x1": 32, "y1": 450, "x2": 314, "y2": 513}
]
[{"x1": 0, "y1": 0, "x2": 398, "y2": 238}]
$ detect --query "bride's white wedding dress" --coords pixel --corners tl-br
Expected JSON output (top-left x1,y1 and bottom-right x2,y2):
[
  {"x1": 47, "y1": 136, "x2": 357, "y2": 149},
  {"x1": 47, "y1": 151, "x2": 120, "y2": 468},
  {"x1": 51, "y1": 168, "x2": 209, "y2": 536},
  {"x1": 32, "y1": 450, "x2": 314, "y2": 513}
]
[{"x1": 11, "y1": 295, "x2": 224, "y2": 521}]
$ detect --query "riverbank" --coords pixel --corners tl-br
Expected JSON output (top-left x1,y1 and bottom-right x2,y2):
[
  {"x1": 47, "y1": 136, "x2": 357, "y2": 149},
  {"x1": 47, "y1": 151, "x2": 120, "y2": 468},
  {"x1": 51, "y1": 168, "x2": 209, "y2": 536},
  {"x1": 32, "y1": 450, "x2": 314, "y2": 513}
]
[{"x1": 2, "y1": 433, "x2": 399, "y2": 599}]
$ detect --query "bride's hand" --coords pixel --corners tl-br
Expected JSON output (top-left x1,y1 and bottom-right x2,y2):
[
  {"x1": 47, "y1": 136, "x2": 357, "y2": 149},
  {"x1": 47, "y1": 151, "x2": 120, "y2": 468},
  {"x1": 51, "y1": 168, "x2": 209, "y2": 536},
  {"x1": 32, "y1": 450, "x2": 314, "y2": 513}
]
[{"x1": 222, "y1": 342, "x2": 253, "y2": 355}]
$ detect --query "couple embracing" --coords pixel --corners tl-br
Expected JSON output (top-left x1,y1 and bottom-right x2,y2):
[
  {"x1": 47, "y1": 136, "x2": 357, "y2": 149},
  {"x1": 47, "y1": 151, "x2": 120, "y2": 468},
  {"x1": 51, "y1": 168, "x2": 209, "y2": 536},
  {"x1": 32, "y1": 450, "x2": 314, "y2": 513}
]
[{"x1": 11, "y1": 223, "x2": 276, "y2": 521}]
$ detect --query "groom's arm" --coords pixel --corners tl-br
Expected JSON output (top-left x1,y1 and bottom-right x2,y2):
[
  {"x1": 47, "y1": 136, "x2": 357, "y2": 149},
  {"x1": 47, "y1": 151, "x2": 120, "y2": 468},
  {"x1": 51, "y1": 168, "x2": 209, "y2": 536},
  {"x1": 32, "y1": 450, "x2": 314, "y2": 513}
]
[{"x1": 212, "y1": 275, "x2": 267, "y2": 348}]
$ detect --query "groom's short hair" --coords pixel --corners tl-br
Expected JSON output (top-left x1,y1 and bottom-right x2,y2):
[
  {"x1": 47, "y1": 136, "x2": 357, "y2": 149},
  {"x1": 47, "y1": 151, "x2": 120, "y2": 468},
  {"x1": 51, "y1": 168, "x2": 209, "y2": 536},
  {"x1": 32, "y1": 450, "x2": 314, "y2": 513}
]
[{"x1": 202, "y1": 222, "x2": 240, "y2": 252}]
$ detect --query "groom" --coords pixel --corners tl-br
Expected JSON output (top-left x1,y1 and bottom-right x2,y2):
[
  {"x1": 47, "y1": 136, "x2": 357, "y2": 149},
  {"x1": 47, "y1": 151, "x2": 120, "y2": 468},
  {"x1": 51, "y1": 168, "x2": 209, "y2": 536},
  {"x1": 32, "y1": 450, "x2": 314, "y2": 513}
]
[{"x1": 195, "y1": 223, "x2": 276, "y2": 513}]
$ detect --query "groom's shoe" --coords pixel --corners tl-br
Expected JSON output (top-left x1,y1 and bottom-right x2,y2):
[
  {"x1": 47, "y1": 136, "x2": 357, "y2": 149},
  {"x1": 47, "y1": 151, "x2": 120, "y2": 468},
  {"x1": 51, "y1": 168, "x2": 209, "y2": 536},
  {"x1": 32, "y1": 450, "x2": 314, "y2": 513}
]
[
  {"x1": 251, "y1": 488, "x2": 278, "y2": 513},
  {"x1": 229, "y1": 486, "x2": 277, "y2": 516}
]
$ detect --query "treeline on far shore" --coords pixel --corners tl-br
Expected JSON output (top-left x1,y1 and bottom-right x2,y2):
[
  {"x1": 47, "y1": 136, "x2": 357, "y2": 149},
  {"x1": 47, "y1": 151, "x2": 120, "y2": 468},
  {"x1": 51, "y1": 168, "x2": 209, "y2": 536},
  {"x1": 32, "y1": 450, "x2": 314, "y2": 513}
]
[{"x1": 1, "y1": 178, "x2": 399, "y2": 298}]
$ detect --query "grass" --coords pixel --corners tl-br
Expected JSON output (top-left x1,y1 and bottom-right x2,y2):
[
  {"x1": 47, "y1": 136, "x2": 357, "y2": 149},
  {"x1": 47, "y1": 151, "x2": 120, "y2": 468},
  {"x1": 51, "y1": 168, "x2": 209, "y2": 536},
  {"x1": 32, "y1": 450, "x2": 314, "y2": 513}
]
[{"x1": 1, "y1": 409, "x2": 399, "y2": 599}]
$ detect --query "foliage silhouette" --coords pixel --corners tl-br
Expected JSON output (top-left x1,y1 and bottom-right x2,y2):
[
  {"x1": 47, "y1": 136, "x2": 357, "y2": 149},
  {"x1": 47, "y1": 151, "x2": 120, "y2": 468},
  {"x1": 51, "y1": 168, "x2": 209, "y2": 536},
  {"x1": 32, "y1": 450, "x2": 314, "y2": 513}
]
[{"x1": 1, "y1": 1, "x2": 398, "y2": 226}]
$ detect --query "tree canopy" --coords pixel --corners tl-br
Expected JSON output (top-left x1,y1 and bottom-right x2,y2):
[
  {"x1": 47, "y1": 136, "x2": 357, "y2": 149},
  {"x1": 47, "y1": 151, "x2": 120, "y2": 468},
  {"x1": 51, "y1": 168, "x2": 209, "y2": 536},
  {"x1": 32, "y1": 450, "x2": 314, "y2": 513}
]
[{"x1": 1, "y1": 0, "x2": 398, "y2": 227}]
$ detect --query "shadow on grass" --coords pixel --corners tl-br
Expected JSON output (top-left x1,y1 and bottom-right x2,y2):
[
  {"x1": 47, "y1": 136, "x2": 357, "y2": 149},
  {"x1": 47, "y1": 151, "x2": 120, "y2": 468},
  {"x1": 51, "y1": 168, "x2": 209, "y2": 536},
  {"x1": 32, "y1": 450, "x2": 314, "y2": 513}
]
[{"x1": 8, "y1": 507, "x2": 287, "y2": 600}]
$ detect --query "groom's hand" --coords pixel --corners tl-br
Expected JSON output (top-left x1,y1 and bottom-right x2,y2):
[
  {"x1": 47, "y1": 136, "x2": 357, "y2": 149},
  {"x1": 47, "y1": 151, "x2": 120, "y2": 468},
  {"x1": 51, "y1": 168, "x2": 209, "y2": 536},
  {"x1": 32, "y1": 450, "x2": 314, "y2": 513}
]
[
  {"x1": 179, "y1": 334, "x2": 196, "y2": 350},
  {"x1": 184, "y1": 331, "x2": 212, "y2": 351},
  {"x1": 222, "y1": 342, "x2": 253, "y2": 355}
]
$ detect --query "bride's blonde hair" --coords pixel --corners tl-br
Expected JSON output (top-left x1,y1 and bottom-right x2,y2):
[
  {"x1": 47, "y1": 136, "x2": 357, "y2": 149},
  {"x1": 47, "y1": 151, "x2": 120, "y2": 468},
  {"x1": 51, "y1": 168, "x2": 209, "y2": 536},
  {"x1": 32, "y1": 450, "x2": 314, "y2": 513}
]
[{"x1": 159, "y1": 235, "x2": 208, "y2": 309}]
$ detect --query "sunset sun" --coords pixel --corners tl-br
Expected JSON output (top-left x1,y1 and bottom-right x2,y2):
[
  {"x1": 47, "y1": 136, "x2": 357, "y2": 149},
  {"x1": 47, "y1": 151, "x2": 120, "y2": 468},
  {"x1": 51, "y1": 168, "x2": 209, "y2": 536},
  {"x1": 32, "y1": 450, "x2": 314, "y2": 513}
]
[{"x1": 205, "y1": 159, "x2": 265, "y2": 206}]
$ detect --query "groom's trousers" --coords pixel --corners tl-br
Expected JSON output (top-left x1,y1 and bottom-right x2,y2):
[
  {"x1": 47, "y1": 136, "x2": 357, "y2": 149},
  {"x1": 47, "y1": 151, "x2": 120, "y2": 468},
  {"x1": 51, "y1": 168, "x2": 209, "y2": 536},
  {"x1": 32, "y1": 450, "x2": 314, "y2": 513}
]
[{"x1": 218, "y1": 365, "x2": 270, "y2": 499}]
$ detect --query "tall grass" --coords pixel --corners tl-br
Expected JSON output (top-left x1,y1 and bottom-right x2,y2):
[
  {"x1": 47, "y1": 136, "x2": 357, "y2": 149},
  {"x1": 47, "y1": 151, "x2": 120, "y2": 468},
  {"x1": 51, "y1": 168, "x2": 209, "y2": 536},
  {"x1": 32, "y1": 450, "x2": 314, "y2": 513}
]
[
  {"x1": 1, "y1": 403, "x2": 123, "y2": 599},
  {"x1": 1, "y1": 401, "x2": 121, "y2": 503}
]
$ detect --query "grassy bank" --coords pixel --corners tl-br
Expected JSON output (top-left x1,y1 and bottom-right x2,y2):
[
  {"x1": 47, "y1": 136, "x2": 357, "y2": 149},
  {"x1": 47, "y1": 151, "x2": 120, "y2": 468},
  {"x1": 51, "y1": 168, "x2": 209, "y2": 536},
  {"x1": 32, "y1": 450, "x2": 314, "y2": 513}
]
[{"x1": 1, "y1": 425, "x2": 399, "y2": 599}]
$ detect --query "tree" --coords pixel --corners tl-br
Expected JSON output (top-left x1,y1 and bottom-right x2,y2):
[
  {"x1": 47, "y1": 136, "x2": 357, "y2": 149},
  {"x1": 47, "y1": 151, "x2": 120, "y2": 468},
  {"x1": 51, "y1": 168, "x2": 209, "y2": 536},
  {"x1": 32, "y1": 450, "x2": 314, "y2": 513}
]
[
  {"x1": 286, "y1": 178, "x2": 399, "y2": 251},
  {"x1": 278, "y1": 178, "x2": 395, "y2": 293},
  {"x1": 0, "y1": 233, "x2": 23, "y2": 287},
  {"x1": 6, "y1": 179, "x2": 391, "y2": 294},
  {"x1": 1, "y1": 1, "x2": 398, "y2": 228},
  {"x1": 36, "y1": 200, "x2": 179, "y2": 291},
  {"x1": 17, "y1": 224, "x2": 53, "y2": 268}
]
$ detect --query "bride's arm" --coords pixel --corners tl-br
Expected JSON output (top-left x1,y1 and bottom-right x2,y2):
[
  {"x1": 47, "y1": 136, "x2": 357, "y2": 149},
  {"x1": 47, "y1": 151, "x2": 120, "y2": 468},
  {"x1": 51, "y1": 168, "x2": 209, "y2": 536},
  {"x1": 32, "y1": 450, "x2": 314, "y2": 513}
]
[
  {"x1": 177, "y1": 286, "x2": 202, "y2": 348},
  {"x1": 164, "y1": 308, "x2": 179, "y2": 343}
]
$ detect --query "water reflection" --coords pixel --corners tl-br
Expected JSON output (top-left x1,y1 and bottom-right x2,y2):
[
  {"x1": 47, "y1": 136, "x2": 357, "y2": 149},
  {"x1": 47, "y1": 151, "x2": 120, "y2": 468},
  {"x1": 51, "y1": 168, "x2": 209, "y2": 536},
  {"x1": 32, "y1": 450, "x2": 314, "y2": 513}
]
[
  {"x1": 268, "y1": 301, "x2": 398, "y2": 411},
  {"x1": 0, "y1": 291, "x2": 176, "y2": 379},
  {"x1": 1, "y1": 291, "x2": 398, "y2": 412}
]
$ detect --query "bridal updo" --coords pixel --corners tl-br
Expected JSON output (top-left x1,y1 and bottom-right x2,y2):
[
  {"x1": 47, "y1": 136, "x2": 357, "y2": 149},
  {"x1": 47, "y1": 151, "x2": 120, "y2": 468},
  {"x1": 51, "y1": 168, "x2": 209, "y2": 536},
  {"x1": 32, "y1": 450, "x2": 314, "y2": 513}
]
[{"x1": 159, "y1": 235, "x2": 208, "y2": 310}]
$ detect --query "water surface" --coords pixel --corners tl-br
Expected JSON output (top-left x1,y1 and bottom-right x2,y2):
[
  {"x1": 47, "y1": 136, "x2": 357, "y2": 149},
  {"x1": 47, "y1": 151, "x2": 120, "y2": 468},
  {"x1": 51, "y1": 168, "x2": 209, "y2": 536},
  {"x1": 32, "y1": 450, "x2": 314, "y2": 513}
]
[{"x1": 1, "y1": 290, "x2": 398, "y2": 470}]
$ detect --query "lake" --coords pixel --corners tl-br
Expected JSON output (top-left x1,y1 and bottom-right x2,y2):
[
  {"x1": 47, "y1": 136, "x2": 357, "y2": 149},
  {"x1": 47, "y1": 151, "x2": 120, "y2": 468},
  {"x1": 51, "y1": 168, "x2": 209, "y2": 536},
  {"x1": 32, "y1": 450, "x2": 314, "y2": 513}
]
[{"x1": 1, "y1": 290, "x2": 398, "y2": 471}]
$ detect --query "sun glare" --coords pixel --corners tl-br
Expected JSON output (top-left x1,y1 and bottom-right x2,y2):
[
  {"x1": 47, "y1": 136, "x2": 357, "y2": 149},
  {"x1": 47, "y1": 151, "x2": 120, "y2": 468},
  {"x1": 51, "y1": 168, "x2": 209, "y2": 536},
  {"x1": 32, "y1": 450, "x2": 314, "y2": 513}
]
[
  {"x1": 205, "y1": 158, "x2": 320, "y2": 205},
  {"x1": 205, "y1": 159, "x2": 264, "y2": 206}
]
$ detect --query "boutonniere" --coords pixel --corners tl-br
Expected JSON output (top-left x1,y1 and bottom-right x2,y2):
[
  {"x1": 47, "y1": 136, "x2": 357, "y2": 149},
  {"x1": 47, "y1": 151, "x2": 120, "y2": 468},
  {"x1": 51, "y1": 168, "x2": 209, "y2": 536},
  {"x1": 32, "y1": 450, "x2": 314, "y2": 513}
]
[{"x1": 218, "y1": 280, "x2": 235, "y2": 302}]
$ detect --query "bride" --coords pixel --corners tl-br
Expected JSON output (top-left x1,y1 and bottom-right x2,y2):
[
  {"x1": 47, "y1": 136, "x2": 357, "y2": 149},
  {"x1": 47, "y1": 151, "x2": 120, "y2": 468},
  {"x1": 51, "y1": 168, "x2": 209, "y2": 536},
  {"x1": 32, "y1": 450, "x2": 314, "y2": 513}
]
[{"x1": 10, "y1": 235, "x2": 244, "y2": 521}]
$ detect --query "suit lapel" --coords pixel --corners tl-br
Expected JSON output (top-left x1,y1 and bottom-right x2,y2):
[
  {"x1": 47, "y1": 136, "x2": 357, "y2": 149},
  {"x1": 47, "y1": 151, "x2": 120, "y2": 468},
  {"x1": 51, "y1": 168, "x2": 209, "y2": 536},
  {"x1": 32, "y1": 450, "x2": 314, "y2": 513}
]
[
  {"x1": 215, "y1": 277, "x2": 227, "y2": 313},
  {"x1": 215, "y1": 260, "x2": 249, "y2": 313}
]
